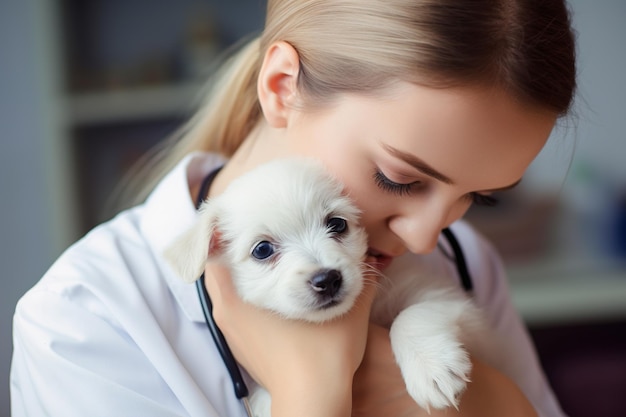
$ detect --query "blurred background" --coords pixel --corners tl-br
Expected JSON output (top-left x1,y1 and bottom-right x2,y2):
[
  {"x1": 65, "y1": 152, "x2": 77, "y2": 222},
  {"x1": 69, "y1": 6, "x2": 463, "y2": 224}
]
[{"x1": 1, "y1": 0, "x2": 624, "y2": 416}]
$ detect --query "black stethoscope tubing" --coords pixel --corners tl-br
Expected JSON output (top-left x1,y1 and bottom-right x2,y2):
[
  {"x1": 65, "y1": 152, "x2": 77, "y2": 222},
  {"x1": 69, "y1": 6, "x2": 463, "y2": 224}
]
[
  {"x1": 194, "y1": 166, "x2": 255, "y2": 416},
  {"x1": 196, "y1": 275, "x2": 255, "y2": 417}
]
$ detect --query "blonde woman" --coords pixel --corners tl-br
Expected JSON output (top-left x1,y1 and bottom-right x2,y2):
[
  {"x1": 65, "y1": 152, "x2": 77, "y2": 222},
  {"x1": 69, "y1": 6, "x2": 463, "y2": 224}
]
[{"x1": 11, "y1": 0, "x2": 576, "y2": 416}]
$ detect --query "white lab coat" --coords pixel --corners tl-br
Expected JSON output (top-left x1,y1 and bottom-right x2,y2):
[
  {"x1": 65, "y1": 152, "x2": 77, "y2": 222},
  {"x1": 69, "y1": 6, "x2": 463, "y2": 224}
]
[{"x1": 11, "y1": 152, "x2": 566, "y2": 417}]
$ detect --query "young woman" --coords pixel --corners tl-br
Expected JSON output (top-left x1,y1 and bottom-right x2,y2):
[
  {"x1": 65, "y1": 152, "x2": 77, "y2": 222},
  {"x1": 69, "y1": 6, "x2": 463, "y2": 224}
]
[{"x1": 11, "y1": 0, "x2": 576, "y2": 416}]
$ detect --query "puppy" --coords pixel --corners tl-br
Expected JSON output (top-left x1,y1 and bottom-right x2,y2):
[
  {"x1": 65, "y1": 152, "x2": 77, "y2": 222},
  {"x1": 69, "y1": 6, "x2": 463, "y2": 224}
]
[{"x1": 166, "y1": 157, "x2": 491, "y2": 415}]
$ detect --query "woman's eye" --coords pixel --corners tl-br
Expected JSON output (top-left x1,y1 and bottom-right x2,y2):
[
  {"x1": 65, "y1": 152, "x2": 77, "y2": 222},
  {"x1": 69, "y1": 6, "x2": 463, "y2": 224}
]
[
  {"x1": 251, "y1": 241, "x2": 275, "y2": 260},
  {"x1": 327, "y1": 217, "x2": 348, "y2": 235},
  {"x1": 470, "y1": 193, "x2": 499, "y2": 207},
  {"x1": 373, "y1": 170, "x2": 418, "y2": 196}
]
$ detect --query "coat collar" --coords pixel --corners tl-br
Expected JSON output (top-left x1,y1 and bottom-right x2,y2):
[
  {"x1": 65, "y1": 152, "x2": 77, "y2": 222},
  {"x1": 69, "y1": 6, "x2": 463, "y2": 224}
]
[{"x1": 140, "y1": 152, "x2": 226, "y2": 322}]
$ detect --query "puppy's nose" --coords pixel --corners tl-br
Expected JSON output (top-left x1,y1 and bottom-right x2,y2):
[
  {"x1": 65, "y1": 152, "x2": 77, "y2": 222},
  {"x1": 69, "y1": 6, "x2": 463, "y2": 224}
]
[{"x1": 309, "y1": 269, "x2": 343, "y2": 297}]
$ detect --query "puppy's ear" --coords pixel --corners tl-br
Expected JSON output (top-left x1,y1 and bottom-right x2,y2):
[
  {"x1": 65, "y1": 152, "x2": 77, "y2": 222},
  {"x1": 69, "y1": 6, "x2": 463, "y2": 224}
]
[{"x1": 164, "y1": 202, "x2": 221, "y2": 283}]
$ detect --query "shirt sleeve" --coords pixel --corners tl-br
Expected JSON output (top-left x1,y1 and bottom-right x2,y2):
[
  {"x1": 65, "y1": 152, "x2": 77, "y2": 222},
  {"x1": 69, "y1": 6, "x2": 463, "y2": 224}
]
[
  {"x1": 450, "y1": 221, "x2": 568, "y2": 417},
  {"x1": 10, "y1": 286, "x2": 193, "y2": 417}
]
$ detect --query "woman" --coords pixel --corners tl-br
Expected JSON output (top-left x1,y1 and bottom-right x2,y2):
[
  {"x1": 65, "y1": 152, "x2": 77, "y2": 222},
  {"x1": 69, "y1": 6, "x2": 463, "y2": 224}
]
[{"x1": 11, "y1": 0, "x2": 576, "y2": 416}]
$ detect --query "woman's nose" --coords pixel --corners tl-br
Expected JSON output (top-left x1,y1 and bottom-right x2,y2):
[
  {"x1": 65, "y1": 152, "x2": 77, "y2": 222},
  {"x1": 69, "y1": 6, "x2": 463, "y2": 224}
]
[{"x1": 388, "y1": 205, "x2": 455, "y2": 254}]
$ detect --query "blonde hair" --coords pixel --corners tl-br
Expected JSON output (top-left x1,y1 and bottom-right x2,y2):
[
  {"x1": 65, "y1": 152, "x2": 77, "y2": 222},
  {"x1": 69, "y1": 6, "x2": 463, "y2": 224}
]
[{"x1": 129, "y1": 0, "x2": 576, "y2": 204}]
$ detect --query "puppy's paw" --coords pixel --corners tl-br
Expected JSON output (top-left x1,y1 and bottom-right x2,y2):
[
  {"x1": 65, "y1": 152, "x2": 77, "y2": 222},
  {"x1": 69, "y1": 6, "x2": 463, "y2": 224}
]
[{"x1": 401, "y1": 341, "x2": 472, "y2": 411}]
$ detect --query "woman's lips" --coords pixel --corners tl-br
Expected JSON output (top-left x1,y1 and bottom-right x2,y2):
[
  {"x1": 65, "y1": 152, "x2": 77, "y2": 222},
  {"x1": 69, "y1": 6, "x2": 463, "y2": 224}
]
[{"x1": 365, "y1": 250, "x2": 394, "y2": 271}]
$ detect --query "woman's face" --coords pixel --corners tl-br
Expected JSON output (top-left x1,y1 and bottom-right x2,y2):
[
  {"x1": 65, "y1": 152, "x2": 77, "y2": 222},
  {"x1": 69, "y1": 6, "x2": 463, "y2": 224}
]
[{"x1": 280, "y1": 83, "x2": 556, "y2": 267}]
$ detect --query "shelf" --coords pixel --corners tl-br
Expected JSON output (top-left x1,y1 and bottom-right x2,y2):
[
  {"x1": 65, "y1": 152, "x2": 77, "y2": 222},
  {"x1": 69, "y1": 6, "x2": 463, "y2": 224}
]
[
  {"x1": 65, "y1": 82, "x2": 205, "y2": 126},
  {"x1": 508, "y1": 257, "x2": 626, "y2": 326}
]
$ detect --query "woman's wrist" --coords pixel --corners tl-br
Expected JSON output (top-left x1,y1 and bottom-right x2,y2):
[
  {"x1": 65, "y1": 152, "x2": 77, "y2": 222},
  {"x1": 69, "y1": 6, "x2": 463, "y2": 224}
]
[
  {"x1": 270, "y1": 367, "x2": 354, "y2": 417},
  {"x1": 450, "y1": 358, "x2": 538, "y2": 417}
]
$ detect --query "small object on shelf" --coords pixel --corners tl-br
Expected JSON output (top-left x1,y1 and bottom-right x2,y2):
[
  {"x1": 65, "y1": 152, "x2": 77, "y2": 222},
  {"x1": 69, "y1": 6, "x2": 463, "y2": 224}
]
[
  {"x1": 181, "y1": 6, "x2": 220, "y2": 80},
  {"x1": 66, "y1": 81, "x2": 203, "y2": 126}
]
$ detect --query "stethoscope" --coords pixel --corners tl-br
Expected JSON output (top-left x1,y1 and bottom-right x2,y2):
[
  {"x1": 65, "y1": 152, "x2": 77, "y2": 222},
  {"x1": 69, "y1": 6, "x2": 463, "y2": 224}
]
[
  {"x1": 194, "y1": 167, "x2": 255, "y2": 417},
  {"x1": 194, "y1": 169, "x2": 474, "y2": 417},
  {"x1": 196, "y1": 275, "x2": 255, "y2": 417}
]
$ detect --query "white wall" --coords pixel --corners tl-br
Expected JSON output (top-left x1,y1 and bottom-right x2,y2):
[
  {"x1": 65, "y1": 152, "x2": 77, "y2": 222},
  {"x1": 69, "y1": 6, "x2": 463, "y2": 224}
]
[
  {"x1": 570, "y1": 0, "x2": 626, "y2": 180},
  {"x1": 0, "y1": 1, "x2": 75, "y2": 415},
  {"x1": 529, "y1": 0, "x2": 626, "y2": 184}
]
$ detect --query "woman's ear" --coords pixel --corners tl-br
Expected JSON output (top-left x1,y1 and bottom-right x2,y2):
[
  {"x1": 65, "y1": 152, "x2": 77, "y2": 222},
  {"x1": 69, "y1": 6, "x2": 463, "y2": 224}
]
[{"x1": 257, "y1": 41, "x2": 300, "y2": 128}]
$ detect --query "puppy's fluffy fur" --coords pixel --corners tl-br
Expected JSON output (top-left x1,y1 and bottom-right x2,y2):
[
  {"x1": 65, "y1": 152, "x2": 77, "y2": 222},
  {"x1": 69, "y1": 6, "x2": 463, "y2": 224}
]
[{"x1": 166, "y1": 158, "x2": 492, "y2": 415}]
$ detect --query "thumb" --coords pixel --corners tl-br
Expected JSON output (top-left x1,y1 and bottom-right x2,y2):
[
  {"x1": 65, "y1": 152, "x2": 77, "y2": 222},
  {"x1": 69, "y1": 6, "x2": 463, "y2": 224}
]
[{"x1": 202, "y1": 261, "x2": 241, "y2": 322}]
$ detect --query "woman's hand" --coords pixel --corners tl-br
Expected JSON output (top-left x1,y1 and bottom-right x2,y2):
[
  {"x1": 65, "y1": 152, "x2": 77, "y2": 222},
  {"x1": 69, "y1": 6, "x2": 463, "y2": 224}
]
[
  {"x1": 353, "y1": 323, "x2": 538, "y2": 417},
  {"x1": 203, "y1": 261, "x2": 379, "y2": 417}
]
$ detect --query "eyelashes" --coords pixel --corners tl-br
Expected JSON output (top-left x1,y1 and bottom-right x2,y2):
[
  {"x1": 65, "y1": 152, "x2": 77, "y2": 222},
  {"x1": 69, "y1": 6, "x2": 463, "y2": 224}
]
[
  {"x1": 468, "y1": 193, "x2": 499, "y2": 207},
  {"x1": 373, "y1": 170, "x2": 417, "y2": 196},
  {"x1": 373, "y1": 170, "x2": 500, "y2": 207}
]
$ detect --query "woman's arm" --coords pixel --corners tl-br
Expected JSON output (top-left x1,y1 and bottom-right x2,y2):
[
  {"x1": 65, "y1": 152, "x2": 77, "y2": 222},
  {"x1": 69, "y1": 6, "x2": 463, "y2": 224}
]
[
  {"x1": 12, "y1": 287, "x2": 196, "y2": 416},
  {"x1": 352, "y1": 323, "x2": 538, "y2": 417},
  {"x1": 205, "y1": 259, "x2": 538, "y2": 417},
  {"x1": 204, "y1": 261, "x2": 379, "y2": 417}
]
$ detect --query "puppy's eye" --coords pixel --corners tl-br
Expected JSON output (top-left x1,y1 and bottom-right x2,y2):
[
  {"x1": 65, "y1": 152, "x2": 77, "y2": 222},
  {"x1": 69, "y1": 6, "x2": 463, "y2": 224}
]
[
  {"x1": 252, "y1": 241, "x2": 275, "y2": 260},
  {"x1": 327, "y1": 217, "x2": 348, "y2": 235}
]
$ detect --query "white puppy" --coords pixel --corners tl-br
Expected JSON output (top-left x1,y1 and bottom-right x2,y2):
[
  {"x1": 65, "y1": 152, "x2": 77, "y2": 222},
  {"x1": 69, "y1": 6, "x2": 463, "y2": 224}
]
[{"x1": 166, "y1": 157, "x2": 491, "y2": 416}]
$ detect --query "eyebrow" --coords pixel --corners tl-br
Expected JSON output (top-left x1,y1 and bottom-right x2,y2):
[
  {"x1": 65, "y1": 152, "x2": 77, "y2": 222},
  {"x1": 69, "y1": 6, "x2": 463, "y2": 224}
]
[
  {"x1": 382, "y1": 143, "x2": 522, "y2": 192},
  {"x1": 382, "y1": 143, "x2": 454, "y2": 184}
]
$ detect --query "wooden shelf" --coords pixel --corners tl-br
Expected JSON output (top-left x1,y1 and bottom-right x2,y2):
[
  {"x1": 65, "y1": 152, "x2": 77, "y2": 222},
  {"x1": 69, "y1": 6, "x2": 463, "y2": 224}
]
[
  {"x1": 508, "y1": 257, "x2": 626, "y2": 326},
  {"x1": 66, "y1": 82, "x2": 205, "y2": 126}
]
